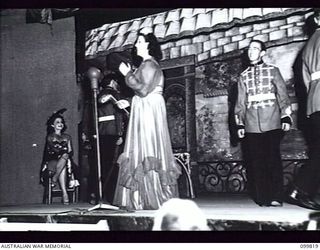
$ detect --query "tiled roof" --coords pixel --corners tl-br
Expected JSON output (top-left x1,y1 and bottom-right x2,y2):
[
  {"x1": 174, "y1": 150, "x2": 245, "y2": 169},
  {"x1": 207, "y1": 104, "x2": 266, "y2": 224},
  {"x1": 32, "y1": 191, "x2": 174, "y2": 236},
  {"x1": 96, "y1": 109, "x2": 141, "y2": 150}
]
[{"x1": 85, "y1": 8, "x2": 310, "y2": 59}]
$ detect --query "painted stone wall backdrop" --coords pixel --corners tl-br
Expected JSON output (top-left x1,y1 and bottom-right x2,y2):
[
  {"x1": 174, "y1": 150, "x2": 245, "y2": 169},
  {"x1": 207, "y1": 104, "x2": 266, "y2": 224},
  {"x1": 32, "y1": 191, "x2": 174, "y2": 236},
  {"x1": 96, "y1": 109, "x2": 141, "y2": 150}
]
[
  {"x1": 167, "y1": 94, "x2": 186, "y2": 152},
  {"x1": 195, "y1": 58, "x2": 243, "y2": 161}
]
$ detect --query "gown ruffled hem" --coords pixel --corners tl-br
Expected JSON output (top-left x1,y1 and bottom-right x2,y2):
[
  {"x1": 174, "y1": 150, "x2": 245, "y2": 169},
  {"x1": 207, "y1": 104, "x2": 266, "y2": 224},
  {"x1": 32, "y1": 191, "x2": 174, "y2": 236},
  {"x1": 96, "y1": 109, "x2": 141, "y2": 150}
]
[{"x1": 116, "y1": 152, "x2": 181, "y2": 192}]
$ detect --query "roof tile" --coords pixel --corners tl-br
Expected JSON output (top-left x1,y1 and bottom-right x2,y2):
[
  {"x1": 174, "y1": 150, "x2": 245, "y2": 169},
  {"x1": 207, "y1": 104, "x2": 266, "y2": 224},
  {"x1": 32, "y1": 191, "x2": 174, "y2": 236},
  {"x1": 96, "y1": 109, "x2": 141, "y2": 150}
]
[
  {"x1": 180, "y1": 17, "x2": 196, "y2": 35},
  {"x1": 122, "y1": 31, "x2": 138, "y2": 48},
  {"x1": 180, "y1": 8, "x2": 193, "y2": 18},
  {"x1": 211, "y1": 9, "x2": 229, "y2": 27},
  {"x1": 107, "y1": 35, "x2": 125, "y2": 51},
  {"x1": 192, "y1": 8, "x2": 206, "y2": 16},
  {"x1": 117, "y1": 23, "x2": 130, "y2": 35},
  {"x1": 165, "y1": 21, "x2": 180, "y2": 37},
  {"x1": 196, "y1": 13, "x2": 212, "y2": 31},
  {"x1": 127, "y1": 19, "x2": 142, "y2": 32},
  {"x1": 153, "y1": 13, "x2": 166, "y2": 24},
  {"x1": 154, "y1": 23, "x2": 168, "y2": 39},
  {"x1": 140, "y1": 17, "x2": 153, "y2": 28},
  {"x1": 243, "y1": 8, "x2": 263, "y2": 19},
  {"x1": 165, "y1": 9, "x2": 180, "y2": 23}
]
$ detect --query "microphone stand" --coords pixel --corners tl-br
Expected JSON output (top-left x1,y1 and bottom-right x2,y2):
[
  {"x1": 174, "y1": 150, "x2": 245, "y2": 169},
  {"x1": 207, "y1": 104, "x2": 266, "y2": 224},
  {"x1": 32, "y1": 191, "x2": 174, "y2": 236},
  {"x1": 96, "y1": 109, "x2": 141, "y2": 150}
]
[{"x1": 86, "y1": 67, "x2": 119, "y2": 212}]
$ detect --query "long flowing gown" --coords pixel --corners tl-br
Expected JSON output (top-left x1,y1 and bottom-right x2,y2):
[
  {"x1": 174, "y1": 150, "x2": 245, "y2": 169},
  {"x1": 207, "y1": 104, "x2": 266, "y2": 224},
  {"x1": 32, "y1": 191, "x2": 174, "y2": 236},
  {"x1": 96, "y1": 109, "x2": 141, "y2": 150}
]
[{"x1": 113, "y1": 58, "x2": 181, "y2": 210}]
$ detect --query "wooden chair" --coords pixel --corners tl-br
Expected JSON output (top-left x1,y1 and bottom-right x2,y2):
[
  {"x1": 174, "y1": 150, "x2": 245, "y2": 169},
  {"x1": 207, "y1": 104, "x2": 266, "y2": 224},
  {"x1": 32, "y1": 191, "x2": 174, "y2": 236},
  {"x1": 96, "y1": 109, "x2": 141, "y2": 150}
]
[
  {"x1": 44, "y1": 175, "x2": 79, "y2": 204},
  {"x1": 42, "y1": 162, "x2": 79, "y2": 205}
]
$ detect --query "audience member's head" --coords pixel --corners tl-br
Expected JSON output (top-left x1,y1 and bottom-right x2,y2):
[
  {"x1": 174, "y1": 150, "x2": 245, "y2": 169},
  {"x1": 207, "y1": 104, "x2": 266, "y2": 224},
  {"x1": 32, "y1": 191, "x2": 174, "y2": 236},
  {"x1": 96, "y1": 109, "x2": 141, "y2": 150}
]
[{"x1": 152, "y1": 198, "x2": 210, "y2": 231}]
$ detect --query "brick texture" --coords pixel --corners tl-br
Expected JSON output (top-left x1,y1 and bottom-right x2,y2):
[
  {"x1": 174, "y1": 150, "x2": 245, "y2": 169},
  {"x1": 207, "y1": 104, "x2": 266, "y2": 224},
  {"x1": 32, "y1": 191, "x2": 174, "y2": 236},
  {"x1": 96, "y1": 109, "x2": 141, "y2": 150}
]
[
  {"x1": 209, "y1": 32, "x2": 225, "y2": 40},
  {"x1": 170, "y1": 47, "x2": 180, "y2": 58},
  {"x1": 287, "y1": 15, "x2": 305, "y2": 24},
  {"x1": 203, "y1": 40, "x2": 217, "y2": 52},
  {"x1": 223, "y1": 42, "x2": 238, "y2": 53},
  {"x1": 210, "y1": 47, "x2": 223, "y2": 57},
  {"x1": 217, "y1": 37, "x2": 231, "y2": 47},
  {"x1": 175, "y1": 38, "x2": 192, "y2": 46},
  {"x1": 269, "y1": 19, "x2": 287, "y2": 28},
  {"x1": 239, "y1": 25, "x2": 253, "y2": 34},
  {"x1": 253, "y1": 22, "x2": 269, "y2": 31},
  {"x1": 269, "y1": 29, "x2": 287, "y2": 41}
]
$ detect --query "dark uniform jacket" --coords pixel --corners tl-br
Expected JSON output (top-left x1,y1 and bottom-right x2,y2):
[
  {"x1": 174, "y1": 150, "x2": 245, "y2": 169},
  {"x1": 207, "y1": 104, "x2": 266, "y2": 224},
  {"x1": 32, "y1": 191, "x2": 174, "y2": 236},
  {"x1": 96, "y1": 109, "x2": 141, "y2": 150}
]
[
  {"x1": 97, "y1": 86, "x2": 124, "y2": 137},
  {"x1": 302, "y1": 28, "x2": 320, "y2": 116}
]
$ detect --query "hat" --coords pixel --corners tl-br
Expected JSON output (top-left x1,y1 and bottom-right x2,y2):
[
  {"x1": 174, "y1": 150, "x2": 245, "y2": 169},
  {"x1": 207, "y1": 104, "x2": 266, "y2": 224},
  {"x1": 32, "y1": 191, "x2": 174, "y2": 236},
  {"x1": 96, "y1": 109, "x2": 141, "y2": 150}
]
[{"x1": 46, "y1": 108, "x2": 67, "y2": 126}]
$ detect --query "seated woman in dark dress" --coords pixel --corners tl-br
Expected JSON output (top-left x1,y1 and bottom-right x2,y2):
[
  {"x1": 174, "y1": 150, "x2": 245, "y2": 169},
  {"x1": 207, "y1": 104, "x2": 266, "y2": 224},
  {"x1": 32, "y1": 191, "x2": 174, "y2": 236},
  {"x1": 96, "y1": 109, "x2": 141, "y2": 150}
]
[{"x1": 41, "y1": 109, "x2": 73, "y2": 204}]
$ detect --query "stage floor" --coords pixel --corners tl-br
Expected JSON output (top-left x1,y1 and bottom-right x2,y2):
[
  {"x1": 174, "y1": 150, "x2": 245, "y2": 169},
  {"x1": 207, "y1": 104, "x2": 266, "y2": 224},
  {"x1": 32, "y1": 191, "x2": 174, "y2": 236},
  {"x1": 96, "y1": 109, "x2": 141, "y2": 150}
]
[{"x1": 0, "y1": 194, "x2": 317, "y2": 231}]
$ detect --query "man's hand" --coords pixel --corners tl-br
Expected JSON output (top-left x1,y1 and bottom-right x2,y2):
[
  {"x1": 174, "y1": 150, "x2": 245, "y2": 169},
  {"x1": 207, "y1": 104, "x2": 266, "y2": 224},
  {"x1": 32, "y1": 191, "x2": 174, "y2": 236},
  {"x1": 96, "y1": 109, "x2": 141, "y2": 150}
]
[
  {"x1": 116, "y1": 99, "x2": 130, "y2": 109},
  {"x1": 116, "y1": 137, "x2": 123, "y2": 146},
  {"x1": 281, "y1": 116, "x2": 292, "y2": 132},
  {"x1": 238, "y1": 128, "x2": 245, "y2": 138},
  {"x1": 282, "y1": 123, "x2": 291, "y2": 131}
]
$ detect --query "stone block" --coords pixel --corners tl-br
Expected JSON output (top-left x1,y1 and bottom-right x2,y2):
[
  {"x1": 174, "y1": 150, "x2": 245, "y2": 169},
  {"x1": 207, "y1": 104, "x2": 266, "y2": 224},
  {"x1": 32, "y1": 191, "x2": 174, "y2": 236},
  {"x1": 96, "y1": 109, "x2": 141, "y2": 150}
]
[
  {"x1": 162, "y1": 48, "x2": 170, "y2": 59},
  {"x1": 253, "y1": 22, "x2": 269, "y2": 31},
  {"x1": 175, "y1": 38, "x2": 192, "y2": 47},
  {"x1": 181, "y1": 43, "x2": 203, "y2": 56},
  {"x1": 280, "y1": 24, "x2": 294, "y2": 30},
  {"x1": 161, "y1": 42, "x2": 175, "y2": 50},
  {"x1": 170, "y1": 47, "x2": 180, "y2": 58},
  {"x1": 203, "y1": 40, "x2": 217, "y2": 51},
  {"x1": 192, "y1": 35, "x2": 209, "y2": 43},
  {"x1": 210, "y1": 47, "x2": 223, "y2": 57},
  {"x1": 231, "y1": 34, "x2": 245, "y2": 42},
  {"x1": 287, "y1": 15, "x2": 305, "y2": 24},
  {"x1": 238, "y1": 38, "x2": 251, "y2": 50},
  {"x1": 246, "y1": 30, "x2": 260, "y2": 38},
  {"x1": 261, "y1": 27, "x2": 278, "y2": 34},
  {"x1": 269, "y1": 19, "x2": 287, "y2": 28},
  {"x1": 223, "y1": 42, "x2": 238, "y2": 53},
  {"x1": 197, "y1": 51, "x2": 210, "y2": 62},
  {"x1": 225, "y1": 26, "x2": 240, "y2": 37},
  {"x1": 217, "y1": 37, "x2": 231, "y2": 47},
  {"x1": 239, "y1": 25, "x2": 253, "y2": 34},
  {"x1": 287, "y1": 26, "x2": 305, "y2": 37},
  {"x1": 209, "y1": 31, "x2": 225, "y2": 40},
  {"x1": 269, "y1": 29, "x2": 287, "y2": 41},
  {"x1": 252, "y1": 34, "x2": 269, "y2": 42}
]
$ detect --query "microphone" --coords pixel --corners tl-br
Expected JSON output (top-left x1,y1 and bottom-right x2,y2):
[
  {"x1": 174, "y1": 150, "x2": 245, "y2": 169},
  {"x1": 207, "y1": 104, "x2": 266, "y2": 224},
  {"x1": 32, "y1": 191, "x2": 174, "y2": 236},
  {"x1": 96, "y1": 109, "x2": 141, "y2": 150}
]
[{"x1": 87, "y1": 67, "x2": 102, "y2": 90}]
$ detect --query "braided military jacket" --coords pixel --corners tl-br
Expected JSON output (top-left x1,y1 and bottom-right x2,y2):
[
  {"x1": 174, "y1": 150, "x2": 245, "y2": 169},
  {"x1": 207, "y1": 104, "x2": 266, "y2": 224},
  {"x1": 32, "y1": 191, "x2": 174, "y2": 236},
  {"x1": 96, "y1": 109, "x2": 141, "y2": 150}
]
[{"x1": 235, "y1": 62, "x2": 292, "y2": 133}]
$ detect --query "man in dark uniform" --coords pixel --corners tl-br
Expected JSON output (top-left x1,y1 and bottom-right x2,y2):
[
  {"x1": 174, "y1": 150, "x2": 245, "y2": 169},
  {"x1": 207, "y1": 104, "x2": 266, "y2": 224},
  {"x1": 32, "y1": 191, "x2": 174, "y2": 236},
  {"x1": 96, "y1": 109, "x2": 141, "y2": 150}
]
[
  {"x1": 82, "y1": 73, "x2": 129, "y2": 204},
  {"x1": 288, "y1": 9, "x2": 320, "y2": 210}
]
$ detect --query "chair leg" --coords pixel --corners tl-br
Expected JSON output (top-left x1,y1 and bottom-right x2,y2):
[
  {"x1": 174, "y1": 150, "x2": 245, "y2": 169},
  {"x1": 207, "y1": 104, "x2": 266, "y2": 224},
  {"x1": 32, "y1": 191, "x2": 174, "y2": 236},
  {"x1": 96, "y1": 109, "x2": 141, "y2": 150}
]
[{"x1": 48, "y1": 177, "x2": 52, "y2": 205}]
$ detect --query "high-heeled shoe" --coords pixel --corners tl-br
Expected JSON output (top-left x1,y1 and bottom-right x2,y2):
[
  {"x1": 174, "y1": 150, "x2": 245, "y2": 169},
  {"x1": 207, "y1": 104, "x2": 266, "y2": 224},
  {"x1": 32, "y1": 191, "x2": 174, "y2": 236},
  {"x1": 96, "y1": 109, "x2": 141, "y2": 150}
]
[{"x1": 62, "y1": 194, "x2": 69, "y2": 205}]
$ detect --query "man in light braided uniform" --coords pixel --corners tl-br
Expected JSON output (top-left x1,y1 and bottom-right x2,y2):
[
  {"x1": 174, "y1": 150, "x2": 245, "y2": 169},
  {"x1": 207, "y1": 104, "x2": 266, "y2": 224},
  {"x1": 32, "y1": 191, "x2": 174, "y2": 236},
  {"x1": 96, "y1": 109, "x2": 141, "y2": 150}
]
[{"x1": 235, "y1": 40, "x2": 292, "y2": 207}]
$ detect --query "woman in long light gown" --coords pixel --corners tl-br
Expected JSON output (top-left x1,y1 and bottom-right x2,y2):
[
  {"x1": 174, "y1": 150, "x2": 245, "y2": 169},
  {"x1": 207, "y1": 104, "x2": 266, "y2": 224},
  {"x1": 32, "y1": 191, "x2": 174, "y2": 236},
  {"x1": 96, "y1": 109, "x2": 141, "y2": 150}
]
[{"x1": 113, "y1": 32, "x2": 181, "y2": 210}]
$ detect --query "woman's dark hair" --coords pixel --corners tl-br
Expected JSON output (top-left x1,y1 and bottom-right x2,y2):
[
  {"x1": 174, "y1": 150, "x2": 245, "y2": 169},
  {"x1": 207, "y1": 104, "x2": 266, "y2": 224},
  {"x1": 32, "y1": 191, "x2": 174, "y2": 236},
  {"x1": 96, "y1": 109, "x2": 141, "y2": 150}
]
[
  {"x1": 46, "y1": 109, "x2": 67, "y2": 134},
  {"x1": 132, "y1": 32, "x2": 163, "y2": 67}
]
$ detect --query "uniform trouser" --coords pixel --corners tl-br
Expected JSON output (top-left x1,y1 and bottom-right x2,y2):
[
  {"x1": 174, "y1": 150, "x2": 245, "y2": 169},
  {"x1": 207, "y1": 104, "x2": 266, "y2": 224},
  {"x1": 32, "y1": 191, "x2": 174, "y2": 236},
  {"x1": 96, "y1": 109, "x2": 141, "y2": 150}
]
[
  {"x1": 243, "y1": 129, "x2": 284, "y2": 205},
  {"x1": 100, "y1": 135, "x2": 119, "y2": 203},
  {"x1": 295, "y1": 111, "x2": 320, "y2": 197}
]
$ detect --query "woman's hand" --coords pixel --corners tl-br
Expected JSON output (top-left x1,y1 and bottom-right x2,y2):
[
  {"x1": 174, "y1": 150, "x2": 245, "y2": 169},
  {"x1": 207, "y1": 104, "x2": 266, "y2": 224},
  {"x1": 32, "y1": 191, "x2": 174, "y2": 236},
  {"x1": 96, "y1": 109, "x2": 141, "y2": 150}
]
[{"x1": 119, "y1": 62, "x2": 131, "y2": 76}]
